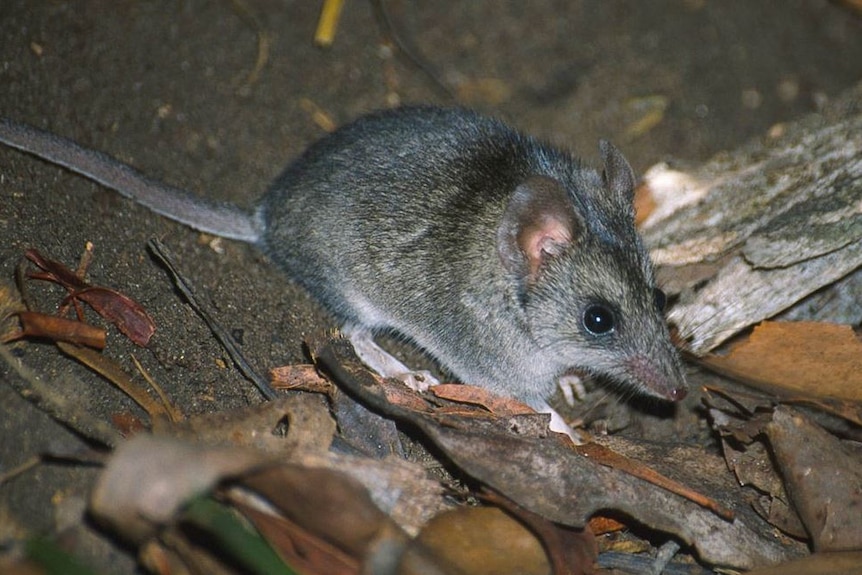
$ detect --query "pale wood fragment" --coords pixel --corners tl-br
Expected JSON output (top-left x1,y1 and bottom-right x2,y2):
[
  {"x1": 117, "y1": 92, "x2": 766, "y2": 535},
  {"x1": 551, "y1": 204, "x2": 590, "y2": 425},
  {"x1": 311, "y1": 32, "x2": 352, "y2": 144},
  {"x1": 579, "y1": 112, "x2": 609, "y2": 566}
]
[{"x1": 641, "y1": 81, "x2": 862, "y2": 354}]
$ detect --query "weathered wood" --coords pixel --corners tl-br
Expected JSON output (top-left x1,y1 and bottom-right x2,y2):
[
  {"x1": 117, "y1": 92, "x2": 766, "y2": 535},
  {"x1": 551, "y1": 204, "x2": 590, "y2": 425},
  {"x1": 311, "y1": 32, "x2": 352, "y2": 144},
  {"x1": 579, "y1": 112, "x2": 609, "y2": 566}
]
[{"x1": 641, "y1": 81, "x2": 862, "y2": 354}]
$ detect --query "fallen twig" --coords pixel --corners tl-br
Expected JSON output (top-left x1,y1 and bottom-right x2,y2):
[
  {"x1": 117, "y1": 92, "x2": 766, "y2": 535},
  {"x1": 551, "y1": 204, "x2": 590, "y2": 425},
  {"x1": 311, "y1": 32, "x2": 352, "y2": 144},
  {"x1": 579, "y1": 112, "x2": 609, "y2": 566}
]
[{"x1": 147, "y1": 238, "x2": 277, "y2": 400}]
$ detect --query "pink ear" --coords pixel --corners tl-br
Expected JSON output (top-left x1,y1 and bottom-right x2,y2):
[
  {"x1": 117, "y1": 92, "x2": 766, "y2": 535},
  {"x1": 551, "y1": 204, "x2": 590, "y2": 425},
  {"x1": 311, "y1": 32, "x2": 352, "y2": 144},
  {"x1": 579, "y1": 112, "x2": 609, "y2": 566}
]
[
  {"x1": 497, "y1": 176, "x2": 580, "y2": 280},
  {"x1": 520, "y1": 215, "x2": 573, "y2": 276}
]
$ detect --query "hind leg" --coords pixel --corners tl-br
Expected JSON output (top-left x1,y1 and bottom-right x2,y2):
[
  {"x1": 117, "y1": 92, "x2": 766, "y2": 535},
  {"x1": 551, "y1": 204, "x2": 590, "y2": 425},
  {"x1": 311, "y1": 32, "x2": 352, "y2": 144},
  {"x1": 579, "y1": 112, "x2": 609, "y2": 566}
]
[{"x1": 343, "y1": 325, "x2": 439, "y2": 392}]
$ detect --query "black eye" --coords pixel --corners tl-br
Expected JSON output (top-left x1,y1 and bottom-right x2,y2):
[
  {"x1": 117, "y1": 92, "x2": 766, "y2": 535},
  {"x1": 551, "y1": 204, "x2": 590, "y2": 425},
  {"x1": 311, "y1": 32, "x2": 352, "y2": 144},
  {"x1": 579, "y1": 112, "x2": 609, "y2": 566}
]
[
  {"x1": 653, "y1": 288, "x2": 667, "y2": 312},
  {"x1": 583, "y1": 304, "x2": 615, "y2": 335}
]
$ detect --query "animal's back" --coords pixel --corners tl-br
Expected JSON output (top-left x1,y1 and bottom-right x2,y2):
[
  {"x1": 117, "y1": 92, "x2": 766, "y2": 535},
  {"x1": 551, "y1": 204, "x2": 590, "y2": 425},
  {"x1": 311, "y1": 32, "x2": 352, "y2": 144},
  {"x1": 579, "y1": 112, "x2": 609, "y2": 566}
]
[{"x1": 259, "y1": 106, "x2": 539, "y2": 326}]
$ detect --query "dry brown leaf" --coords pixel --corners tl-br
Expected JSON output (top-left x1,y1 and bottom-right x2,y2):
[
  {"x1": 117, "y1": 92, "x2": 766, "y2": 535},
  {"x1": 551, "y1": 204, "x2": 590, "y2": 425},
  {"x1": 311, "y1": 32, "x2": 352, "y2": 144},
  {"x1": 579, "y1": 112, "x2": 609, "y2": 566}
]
[
  {"x1": 587, "y1": 516, "x2": 627, "y2": 536},
  {"x1": 25, "y1": 247, "x2": 156, "y2": 346},
  {"x1": 744, "y1": 551, "x2": 862, "y2": 575},
  {"x1": 269, "y1": 363, "x2": 332, "y2": 392},
  {"x1": 72, "y1": 286, "x2": 156, "y2": 346},
  {"x1": 755, "y1": 496, "x2": 808, "y2": 541},
  {"x1": 430, "y1": 383, "x2": 536, "y2": 417},
  {"x1": 236, "y1": 464, "x2": 412, "y2": 571},
  {"x1": 574, "y1": 442, "x2": 734, "y2": 521},
  {"x1": 766, "y1": 407, "x2": 862, "y2": 552},
  {"x1": 702, "y1": 321, "x2": 862, "y2": 401},
  {"x1": 233, "y1": 500, "x2": 358, "y2": 575},
  {"x1": 482, "y1": 490, "x2": 598, "y2": 575},
  {"x1": 704, "y1": 396, "x2": 807, "y2": 538},
  {"x1": 57, "y1": 341, "x2": 169, "y2": 421},
  {"x1": 377, "y1": 375, "x2": 438, "y2": 412},
  {"x1": 411, "y1": 507, "x2": 552, "y2": 575},
  {"x1": 633, "y1": 182, "x2": 658, "y2": 227}
]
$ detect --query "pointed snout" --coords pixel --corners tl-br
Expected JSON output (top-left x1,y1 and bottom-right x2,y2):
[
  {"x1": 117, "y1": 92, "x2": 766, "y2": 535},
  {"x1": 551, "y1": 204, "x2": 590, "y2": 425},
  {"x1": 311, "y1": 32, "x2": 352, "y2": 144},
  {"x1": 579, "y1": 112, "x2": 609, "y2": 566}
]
[{"x1": 623, "y1": 353, "x2": 688, "y2": 402}]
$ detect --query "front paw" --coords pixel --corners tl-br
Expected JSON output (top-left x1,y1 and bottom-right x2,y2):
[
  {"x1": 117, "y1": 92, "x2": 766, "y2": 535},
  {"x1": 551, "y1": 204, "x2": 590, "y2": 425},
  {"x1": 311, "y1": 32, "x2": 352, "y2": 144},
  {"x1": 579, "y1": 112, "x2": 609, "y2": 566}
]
[{"x1": 396, "y1": 369, "x2": 440, "y2": 392}]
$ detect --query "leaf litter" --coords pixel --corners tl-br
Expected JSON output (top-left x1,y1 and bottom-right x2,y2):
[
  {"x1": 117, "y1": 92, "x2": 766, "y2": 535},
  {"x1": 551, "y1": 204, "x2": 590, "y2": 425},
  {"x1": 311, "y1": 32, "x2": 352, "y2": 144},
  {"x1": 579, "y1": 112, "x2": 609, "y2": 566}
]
[{"x1": 5, "y1": 85, "x2": 862, "y2": 574}]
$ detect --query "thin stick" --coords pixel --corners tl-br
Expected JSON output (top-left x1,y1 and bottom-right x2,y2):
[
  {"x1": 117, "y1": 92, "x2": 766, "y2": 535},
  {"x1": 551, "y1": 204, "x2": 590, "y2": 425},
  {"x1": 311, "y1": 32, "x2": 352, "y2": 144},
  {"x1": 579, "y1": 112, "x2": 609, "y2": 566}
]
[{"x1": 147, "y1": 239, "x2": 277, "y2": 400}]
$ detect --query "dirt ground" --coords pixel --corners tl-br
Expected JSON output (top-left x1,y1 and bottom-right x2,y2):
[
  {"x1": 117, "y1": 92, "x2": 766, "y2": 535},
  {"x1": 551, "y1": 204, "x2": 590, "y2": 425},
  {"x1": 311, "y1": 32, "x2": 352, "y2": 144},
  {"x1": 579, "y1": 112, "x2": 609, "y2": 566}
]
[{"x1": 1, "y1": 1, "x2": 861, "y2": 571}]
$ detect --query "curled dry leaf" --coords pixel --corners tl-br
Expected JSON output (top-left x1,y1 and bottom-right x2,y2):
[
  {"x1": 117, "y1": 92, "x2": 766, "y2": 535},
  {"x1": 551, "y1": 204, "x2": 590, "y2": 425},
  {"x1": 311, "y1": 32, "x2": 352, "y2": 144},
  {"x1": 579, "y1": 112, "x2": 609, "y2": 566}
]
[
  {"x1": 707, "y1": 393, "x2": 821, "y2": 541},
  {"x1": 25, "y1": 248, "x2": 155, "y2": 346},
  {"x1": 15, "y1": 310, "x2": 107, "y2": 349},
  {"x1": 765, "y1": 407, "x2": 862, "y2": 552},
  {"x1": 230, "y1": 498, "x2": 359, "y2": 575},
  {"x1": 237, "y1": 464, "x2": 412, "y2": 565}
]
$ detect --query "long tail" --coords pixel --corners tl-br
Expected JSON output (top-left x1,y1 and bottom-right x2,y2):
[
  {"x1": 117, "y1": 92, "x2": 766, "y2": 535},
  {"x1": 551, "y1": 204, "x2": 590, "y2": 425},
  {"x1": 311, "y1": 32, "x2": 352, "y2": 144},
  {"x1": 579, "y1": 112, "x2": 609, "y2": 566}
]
[{"x1": 0, "y1": 118, "x2": 263, "y2": 243}]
